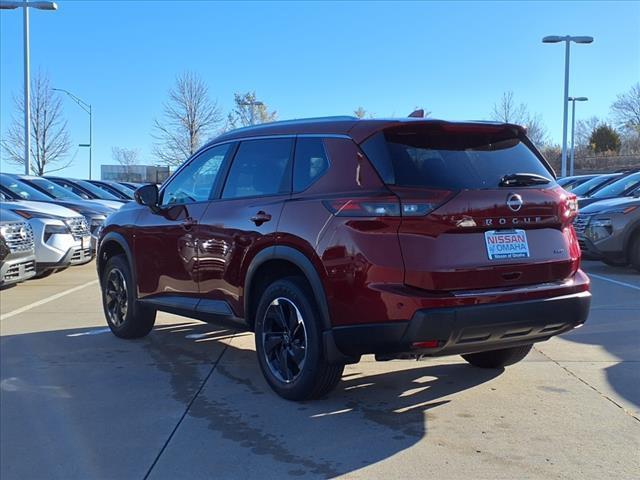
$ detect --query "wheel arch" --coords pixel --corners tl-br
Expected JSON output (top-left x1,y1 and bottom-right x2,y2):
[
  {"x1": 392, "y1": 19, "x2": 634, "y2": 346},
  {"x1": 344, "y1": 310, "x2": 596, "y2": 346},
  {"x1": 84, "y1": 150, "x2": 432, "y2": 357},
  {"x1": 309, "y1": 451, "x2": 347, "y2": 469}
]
[
  {"x1": 97, "y1": 232, "x2": 136, "y2": 291},
  {"x1": 244, "y1": 245, "x2": 331, "y2": 332}
]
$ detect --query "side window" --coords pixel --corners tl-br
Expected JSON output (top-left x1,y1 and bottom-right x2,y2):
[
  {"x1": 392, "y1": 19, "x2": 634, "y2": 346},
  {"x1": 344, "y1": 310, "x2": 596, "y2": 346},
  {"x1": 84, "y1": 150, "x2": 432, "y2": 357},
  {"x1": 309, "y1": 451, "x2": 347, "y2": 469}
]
[
  {"x1": 293, "y1": 138, "x2": 329, "y2": 192},
  {"x1": 161, "y1": 144, "x2": 231, "y2": 206},
  {"x1": 222, "y1": 138, "x2": 292, "y2": 199},
  {"x1": 57, "y1": 181, "x2": 90, "y2": 199}
]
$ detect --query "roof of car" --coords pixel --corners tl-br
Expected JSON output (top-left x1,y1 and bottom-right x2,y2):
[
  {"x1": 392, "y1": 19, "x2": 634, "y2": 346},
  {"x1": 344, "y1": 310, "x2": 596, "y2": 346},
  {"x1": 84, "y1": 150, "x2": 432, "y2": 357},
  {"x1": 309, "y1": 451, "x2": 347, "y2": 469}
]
[{"x1": 208, "y1": 116, "x2": 525, "y2": 147}]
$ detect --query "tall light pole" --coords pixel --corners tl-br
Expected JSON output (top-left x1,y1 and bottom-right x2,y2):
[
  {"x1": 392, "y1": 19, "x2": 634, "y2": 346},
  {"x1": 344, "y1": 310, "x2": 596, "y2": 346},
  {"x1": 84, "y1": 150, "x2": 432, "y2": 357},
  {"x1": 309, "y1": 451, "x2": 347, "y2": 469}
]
[
  {"x1": 1, "y1": 1, "x2": 58, "y2": 175},
  {"x1": 53, "y1": 88, "x2": 92, "y2": 179},
  {"x1": 542, "y1": 35, "x2": 593, "y2": 178},
  {"x1": 568, "y1": 96, "x2": 588, "y2": 177},
  {"x1": 239, "y1": 100, "x2": 264, "y2": 125}
]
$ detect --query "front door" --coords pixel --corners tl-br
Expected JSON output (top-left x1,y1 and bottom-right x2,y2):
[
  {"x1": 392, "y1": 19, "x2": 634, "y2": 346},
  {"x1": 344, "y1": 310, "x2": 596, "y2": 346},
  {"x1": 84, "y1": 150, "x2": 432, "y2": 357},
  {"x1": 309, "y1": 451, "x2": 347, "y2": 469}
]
[{"x1": 134, "y1": 143, "x2": 234, "y2": 300}]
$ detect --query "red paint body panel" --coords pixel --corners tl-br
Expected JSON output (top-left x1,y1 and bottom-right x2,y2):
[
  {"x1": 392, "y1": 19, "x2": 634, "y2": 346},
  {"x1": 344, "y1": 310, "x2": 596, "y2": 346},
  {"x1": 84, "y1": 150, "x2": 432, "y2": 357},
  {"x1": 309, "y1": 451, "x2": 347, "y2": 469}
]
[{"x1": 98, "y1": 117, "x2": 589, "y2": 338}]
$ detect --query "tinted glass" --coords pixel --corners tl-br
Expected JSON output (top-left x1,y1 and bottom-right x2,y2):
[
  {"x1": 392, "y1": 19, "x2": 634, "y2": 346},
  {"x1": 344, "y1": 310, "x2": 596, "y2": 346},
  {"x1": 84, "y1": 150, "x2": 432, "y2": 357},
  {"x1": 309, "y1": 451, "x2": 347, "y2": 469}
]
[
  {"x1": 571, "y1": 174, "x2": 619, "y2": 196},
  {"x1": 361, "y1": 127, "x2": 552, "y2": 189},
  {"x1": 48, "y1": 179, "x2": 92, "y2": 199},
  {"x1": 293, "y1": 138, "x2": 329, "y2": 192},
  {"x1": 162, "y1": 144, "x2": 230, "y2": 206},
  {"x1": 591, "y1": 172, "x2": 640, "y2": 199},
  {"x1": 28, "y1": 177, "x2": 84, "y2": 201},
  {"x1": 0, "y1": 175, "x2": 51, "y2": 201},
  {"x1": 75, "y1": 180, "x2": 121, "y2": 200},
  {"x1": 222, "y1": 138, "x2": 292, "y2": 199}
]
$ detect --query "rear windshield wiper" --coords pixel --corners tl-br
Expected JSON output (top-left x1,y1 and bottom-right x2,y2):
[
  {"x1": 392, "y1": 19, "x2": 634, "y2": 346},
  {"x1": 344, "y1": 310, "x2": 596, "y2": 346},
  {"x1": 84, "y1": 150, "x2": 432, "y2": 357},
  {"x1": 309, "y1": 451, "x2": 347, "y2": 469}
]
[{"x1": 499, "y1": 173, "x2": 551, "y2": 187}]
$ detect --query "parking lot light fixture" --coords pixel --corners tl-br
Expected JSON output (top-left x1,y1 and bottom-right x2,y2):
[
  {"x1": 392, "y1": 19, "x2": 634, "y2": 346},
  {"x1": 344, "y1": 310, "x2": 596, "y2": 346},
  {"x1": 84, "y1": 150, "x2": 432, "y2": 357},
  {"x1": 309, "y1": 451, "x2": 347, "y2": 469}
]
[
  {"x1": 53, "y1": 88, "x2": 93, "y2": 179},
  {"x1": 542, "y1": 35, "x2": 594, "y2": 178},
  {"x1": 0, "y1": 1, "x2": 58, "y2": 175},
  {"x1": 568, "y1": 96, "x2": 589, "y2": 177}
]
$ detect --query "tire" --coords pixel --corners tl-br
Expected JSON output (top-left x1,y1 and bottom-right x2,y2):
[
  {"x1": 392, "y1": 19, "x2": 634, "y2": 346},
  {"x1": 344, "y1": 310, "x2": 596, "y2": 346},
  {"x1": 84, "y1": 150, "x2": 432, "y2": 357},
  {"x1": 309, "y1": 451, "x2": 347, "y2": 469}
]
[
  {"x1": 101, "y1": 254, "x2": 156, "y2": 339},
  {"x1": 462, "y1": 344, "x2": 533, "y2": 369},
  {"x1": 602, "y1": 257, "x2": 628, "y2": 267},
  {"x1": 629, "y1": 234, "x2": 640, "y2": 273},
  {"x1": 254, "y1": 276, "x2": 344, "y2": 401}
]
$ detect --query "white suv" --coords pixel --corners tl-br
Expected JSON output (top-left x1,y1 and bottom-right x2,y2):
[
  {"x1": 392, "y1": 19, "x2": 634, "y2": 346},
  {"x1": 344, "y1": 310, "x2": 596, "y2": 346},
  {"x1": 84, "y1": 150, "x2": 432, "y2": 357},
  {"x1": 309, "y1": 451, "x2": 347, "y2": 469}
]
[{"x1": 0, "y1": 198, "x2": 93, "y2": 278}]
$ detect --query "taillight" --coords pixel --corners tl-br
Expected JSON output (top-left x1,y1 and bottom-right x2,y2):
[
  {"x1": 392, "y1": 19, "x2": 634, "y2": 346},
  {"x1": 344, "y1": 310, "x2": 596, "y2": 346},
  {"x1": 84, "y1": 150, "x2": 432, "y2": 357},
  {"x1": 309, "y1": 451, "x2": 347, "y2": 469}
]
[
  {"x1": 323, "y1": 193, "x2": 451, "y2": 217},
  {"x1": 557, "y1": 189, "x2": 579, "y2": 224}
]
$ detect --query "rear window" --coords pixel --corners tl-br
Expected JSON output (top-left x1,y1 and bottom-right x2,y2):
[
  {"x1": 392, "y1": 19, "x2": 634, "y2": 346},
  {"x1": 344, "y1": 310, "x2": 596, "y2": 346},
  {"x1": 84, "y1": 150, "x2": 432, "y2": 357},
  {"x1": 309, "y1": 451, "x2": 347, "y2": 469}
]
[{"x1": 361, "y1": 126, "x2": 553, "y2": 189}]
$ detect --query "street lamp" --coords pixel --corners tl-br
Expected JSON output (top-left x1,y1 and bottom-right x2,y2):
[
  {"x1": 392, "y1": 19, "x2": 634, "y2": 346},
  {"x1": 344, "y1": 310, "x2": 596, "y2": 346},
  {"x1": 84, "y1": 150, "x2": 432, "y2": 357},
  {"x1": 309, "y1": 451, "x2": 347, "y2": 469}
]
[
  {"x1": 1, "y1": 1, "x2": 58, "y2": 175},
  {"x1": 542, "y1": 35, "x2": 593, "y2": 178},
  {"x1": 239, "y1": 101, "x2": 264, "y2": 125},
  {"x1": 568, "y1": 96, "x2": 588, "y2": 177},
  {"x1": 53, "y1": 88, "x2": 92, "y2": 179}
]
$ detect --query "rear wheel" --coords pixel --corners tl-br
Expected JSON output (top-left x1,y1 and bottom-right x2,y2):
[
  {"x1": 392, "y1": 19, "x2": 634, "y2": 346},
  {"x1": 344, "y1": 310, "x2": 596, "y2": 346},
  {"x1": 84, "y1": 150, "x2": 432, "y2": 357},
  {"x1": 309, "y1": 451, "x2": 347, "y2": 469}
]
[
  {"x1": 101, "y1": 254, "x2": 156, "y2": 338},
  {"x1": 629, "y1": 234, "x2": 640, "y2": 273},
  {"x1": 254, "y1": 276, "x2": 344, "y2": 401},
  {"x1": 462, "y1": 344, "x2": 533, "y2": 368}
]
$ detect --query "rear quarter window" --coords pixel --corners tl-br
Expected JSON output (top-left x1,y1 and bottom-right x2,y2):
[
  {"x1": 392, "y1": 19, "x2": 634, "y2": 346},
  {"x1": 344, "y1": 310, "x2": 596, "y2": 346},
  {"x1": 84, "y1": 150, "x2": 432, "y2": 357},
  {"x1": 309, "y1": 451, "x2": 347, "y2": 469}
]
[
  {"x1": 361, "y1": 127, "x2": 553, "y2": 189},
  {"x1": 293, "y1": 138, "x2": 329, "y2": 192}
]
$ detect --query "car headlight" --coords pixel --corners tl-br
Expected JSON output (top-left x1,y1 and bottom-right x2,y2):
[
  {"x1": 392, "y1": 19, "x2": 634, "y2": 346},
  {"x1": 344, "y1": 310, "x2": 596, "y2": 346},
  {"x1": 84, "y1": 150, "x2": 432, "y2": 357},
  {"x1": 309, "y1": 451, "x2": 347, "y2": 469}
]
[
  {"x1": 89, "y1": 216, "x2": 105, "y2": 235},
  {"x1": 44, "y1": 223, "x2": 71, "y2": 242},
  {"x1": 585, "y1": 218, "x2": 612, "y2": 242},
  {"x1": 12, "y1": 209, "x2": 58, "y2": 220}
]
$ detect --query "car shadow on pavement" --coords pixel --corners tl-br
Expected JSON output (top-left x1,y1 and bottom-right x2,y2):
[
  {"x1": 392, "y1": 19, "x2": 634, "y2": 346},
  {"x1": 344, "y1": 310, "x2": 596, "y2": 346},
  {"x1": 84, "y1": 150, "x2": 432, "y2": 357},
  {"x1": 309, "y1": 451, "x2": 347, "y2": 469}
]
[
  {"x1": 1, "y1": 321, "x2": 503, "y2": 479},
  {"x1": 140, "y1": 322, "x2": 504, "y2": 478}
]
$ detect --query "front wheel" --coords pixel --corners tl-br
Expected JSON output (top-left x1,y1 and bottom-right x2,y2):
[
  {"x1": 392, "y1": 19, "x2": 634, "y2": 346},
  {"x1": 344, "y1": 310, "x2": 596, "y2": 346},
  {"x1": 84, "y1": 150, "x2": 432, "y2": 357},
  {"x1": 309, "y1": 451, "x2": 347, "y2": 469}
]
[
  {"x1": 462, "y1": 344, "x2": 533, "y2": 368},
  {"x1": 628, "y1": 234, "x2": 640, "y2": 273},
  {"x1": 101, "y1": 254, "x2": 156, "y2": 338},
  {"x1": 254, "y1": 277, "x2": 344, "y2": 401}
]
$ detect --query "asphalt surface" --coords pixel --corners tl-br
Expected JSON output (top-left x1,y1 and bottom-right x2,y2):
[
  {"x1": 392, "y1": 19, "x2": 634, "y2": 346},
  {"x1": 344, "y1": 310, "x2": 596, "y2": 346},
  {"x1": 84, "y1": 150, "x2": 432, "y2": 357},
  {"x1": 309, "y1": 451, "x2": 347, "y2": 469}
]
[{"x1": 1, "y1": 261, "x2": 638, "y2": 479}]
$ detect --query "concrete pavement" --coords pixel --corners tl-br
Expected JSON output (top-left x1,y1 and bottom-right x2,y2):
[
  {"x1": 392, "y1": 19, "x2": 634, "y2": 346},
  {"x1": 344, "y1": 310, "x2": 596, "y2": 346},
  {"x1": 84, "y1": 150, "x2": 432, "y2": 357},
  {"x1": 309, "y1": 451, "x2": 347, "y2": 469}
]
[{"x1": 1, "y1": 261, "x2": 638, "y2": 479}]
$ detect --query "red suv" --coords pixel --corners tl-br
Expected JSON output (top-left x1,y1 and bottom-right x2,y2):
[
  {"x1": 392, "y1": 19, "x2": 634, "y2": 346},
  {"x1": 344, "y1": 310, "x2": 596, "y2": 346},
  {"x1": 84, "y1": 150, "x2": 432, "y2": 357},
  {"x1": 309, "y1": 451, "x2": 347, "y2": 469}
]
[{"x1": 97, "y1": 117, "x2": 591, "y2": 400}]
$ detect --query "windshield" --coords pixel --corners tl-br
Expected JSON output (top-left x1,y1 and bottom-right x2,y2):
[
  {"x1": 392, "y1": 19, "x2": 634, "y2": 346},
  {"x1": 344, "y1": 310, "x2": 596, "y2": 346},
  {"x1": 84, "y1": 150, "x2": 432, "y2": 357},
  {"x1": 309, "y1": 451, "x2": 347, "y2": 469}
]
[
  {"x1": 28, "y1": 177, "x2": 85, "y2": 201},
  {"x1": 361, "y1": 126, "x2": 552, "y2": 189},
  {"x1": 74, "y1": 180, "x2": 121, "y2": 200},
  {"x1": 591, "y1": 172, "x2": 640, "y2": 199},
  {"x1": 94, "y1": 181, "x2": 133, "y2": 199},
  {"x1": 571, "y1": 174, "x2": 619, "y2": 196},
  {"x1": 0, "y1": 174, "x2": 51, "y2": 201}
]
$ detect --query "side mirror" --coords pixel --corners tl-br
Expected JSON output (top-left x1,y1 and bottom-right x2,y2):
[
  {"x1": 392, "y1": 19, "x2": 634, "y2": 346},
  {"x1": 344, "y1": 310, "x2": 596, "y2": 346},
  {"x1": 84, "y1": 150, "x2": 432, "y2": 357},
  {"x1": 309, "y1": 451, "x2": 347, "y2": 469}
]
[{"x1": 134, "y1": 184, "x2": 160, "y2": 212}]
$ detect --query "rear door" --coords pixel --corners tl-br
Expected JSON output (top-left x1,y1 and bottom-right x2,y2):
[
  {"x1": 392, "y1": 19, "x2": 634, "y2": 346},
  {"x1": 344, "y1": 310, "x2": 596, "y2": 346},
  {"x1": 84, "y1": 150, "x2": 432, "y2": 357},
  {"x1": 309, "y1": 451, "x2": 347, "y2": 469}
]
[
  {"x1": 196, "y1": 137, "x2": 293, "y2": 317},
  {"x1": 360, "y1": 123, "x2": 579, "y2": 292}
]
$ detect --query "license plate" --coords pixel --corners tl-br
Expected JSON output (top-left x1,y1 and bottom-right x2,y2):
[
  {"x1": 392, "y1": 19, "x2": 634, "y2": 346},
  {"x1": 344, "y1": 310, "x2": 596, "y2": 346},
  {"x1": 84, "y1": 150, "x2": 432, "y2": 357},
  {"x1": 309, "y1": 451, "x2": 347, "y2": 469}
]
[{"x1": 484, "y1": 229, "x2": 530, "y2": 260}]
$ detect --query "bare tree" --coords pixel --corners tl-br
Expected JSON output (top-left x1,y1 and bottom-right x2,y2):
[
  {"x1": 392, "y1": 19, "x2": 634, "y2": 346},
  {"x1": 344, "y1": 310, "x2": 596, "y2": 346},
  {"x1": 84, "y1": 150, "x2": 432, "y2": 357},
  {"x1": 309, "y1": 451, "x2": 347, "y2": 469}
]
[
  {"x1": 226, "y1": 92, "x2": 277, "y2": 129},
  {"x1": 152, "y1": 71, "x2": 223, "y2": 167},
  {"x1": 575, "y1": 116, "x2": 601, "y2": 150},
  {"x1": 112, "y1": 147, "x2": 140, "y2": 182},
  {"x1": 610, "y1": 83, "x2": 640, "y2": 133},
  {"x1": 491, "y1": 91, "x2": 548, "y2": 146},
  {"x1": 1, "y1": 71, "x2": 72, "y2": 175},
  {"x1": 354, "y1": 106, "x2": 367, "y2": 119}
]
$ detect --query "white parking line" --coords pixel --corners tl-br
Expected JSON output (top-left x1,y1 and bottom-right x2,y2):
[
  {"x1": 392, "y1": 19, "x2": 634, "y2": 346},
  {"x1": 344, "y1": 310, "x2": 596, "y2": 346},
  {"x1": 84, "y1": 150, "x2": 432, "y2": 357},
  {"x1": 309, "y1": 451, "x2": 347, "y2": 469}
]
[
  {"x1": 0, "y1": 280, "x2": 99, "y2": 321},
  {"x1": 67, "y1": 328, "x2": 111, "y2": 337},
  {"x1": 588, "y1": 273, "x2": 640, "y2": 291}
]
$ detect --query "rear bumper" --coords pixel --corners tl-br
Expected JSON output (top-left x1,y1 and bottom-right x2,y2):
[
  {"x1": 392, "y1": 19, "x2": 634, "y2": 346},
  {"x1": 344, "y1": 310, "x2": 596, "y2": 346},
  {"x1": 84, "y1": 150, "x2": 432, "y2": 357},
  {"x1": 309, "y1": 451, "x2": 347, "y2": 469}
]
[{"x1": 330, "y1": 290, "x2": 591, "y2": 359}]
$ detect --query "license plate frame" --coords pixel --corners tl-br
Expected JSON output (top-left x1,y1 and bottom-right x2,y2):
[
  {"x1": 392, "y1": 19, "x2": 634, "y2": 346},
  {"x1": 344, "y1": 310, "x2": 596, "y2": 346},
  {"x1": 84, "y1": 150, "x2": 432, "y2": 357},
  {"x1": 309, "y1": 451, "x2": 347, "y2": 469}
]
[{"x1": 484, "y1": 229, "x2": 530, "y2": 260}]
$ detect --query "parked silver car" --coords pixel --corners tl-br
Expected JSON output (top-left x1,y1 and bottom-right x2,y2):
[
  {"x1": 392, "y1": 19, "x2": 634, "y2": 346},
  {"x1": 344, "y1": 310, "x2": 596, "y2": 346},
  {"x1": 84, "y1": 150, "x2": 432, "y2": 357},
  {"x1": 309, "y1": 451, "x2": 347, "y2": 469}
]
[
  {"x1": 0, "y1": 209, "x2": 36, "y2": 287},
  {"x1": 574, "y1": 192, "x2": 640, "y2": 271},
  {"x1": 0, "y1": 197, "x2": 93, "y2": 278}
]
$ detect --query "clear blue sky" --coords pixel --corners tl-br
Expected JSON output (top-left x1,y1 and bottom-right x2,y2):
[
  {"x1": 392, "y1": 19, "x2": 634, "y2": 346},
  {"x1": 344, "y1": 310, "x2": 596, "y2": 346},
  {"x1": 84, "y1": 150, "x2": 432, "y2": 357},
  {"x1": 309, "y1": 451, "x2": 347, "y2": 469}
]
[{"x1": 1, "y1": 1, "x2": 639, "y2": 178}]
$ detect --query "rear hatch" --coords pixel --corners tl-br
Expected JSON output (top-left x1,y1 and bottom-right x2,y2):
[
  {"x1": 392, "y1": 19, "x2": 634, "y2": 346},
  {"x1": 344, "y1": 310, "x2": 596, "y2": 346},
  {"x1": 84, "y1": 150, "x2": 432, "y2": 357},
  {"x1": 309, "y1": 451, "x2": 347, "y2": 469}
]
[{"x1": 360, "y1": 122, "x2": 580, "y2": 292}]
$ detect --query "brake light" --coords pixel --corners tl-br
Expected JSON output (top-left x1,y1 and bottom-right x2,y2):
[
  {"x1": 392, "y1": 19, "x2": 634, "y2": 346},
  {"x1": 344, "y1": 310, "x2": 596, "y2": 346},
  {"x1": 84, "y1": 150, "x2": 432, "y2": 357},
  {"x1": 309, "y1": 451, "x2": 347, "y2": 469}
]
[
  {"x1": 323, "y1": 193, "x2": 451, "y2": 217},
  {"x1": 558, "y1": 190, "x2": 579, "y2": 223}
]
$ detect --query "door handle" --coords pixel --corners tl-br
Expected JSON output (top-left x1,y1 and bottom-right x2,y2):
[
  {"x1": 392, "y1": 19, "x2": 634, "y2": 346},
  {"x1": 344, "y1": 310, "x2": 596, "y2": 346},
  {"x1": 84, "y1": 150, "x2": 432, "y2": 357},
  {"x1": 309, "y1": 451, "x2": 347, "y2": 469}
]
[
  {"x1": 181, "y1": 217, "x2": 198, "y2": 230},
  {"x1": 250, "y1": 211, "x2": 272, "y2": 226}
]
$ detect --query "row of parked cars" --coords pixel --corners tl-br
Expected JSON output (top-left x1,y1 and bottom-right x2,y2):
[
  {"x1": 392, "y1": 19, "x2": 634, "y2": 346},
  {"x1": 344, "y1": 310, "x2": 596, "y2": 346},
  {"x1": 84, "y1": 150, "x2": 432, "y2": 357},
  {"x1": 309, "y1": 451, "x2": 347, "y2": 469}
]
[
  {"x1": 558, "y1": 169, "x2": 640, "y2": 270},
  {"x1": 0, "y1": 174, "x2": 143, "y2": 287}
]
